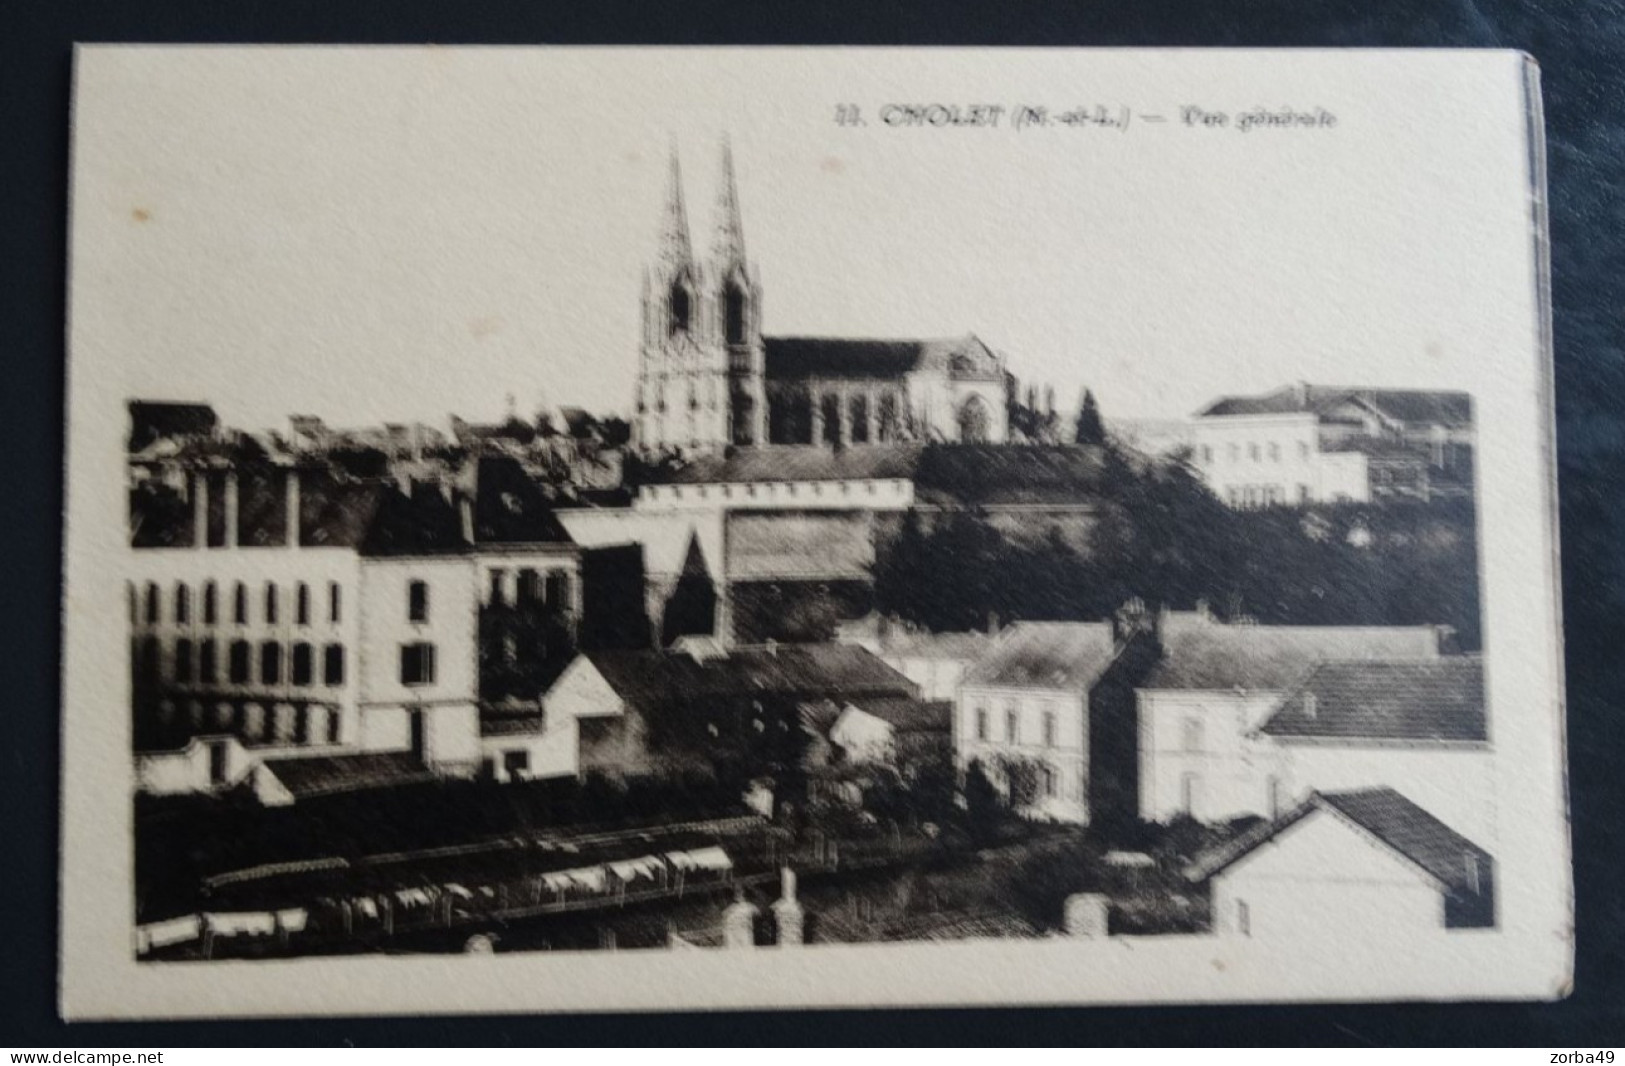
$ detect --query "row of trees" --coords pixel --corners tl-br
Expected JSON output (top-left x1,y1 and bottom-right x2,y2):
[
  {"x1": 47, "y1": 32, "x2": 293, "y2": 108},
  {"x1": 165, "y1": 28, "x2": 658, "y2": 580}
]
[
  {"x1": 1005, "y1": 378, "x2": 1108, "y2": 445},
  {"x1": 873, "y1": 444, "x2": 1482, "y2": 649}
]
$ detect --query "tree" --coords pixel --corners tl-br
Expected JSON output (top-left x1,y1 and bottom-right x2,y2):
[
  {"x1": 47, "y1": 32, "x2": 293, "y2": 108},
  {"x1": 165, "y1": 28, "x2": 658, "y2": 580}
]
[{"x1": 1074, "y1": 389, "x2": 1105, "y2": 445}]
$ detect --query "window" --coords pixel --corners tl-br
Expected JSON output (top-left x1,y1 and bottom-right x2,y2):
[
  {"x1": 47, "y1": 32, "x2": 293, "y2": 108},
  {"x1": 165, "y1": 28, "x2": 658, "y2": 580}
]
[
  {"x1": 199, "y1": 639, "x2": 217, "y2": 684},
  {"x1": 293, "y1": 705, "x2": 310, "y2": 745},
  {"x1": 173, "y1": 638, "x2": 194, "y2": 683},
  {"x1": 233, "y1": 583, "x2": 248, "y2": 625},
  {"x1": 1042, "y1": 710, "x2": 1057, "y2": 748},
  {"x1": 174, "y1": 584, "x2": 190, "y2": 624},
  {"x1": 1237, "y1": 899, "x2": 1251, "y2": 937},
  {"x1": 545, "y1": 570, "x2": 570, "y2": 612},
  {"x1": 291, "y1": 642, "x2": 314, "y2": 686},
  {"x1": 144, "y1": 582, "x2": 160, "y2": 624},
  {"x1": 203, "y1": 581, "x2": 218, "y2": 625},
  {"x1": 668, "y1": 282, "x2": 691, "y2": 335},
  {"x1": 408, "y1": 580, "x2": 429, "y2": 622},
  {"x1": 1005, "y1": 705, "x2": 1018, "y2": 744},
  {"x1": 1248, "y1": 443, "x2": 1260, "y2": 462},
  {"x1": 1268, "y1": 442, "x2": 1281, "y2": 462},
  {"x1": 296, "y1": 583, "x2": 310, "y2": 625},
  {"x1": 264, "y1": 583, "x2": 279, "y2": 625},
  {"x1": 260, "y1": 641, "x2": 282, "y2": 685},
  {"x1": 1180, "y1": 772, "x2": 1200, "y2": 816},
  {"x1": 400, "y1": 642, "x2": 436, "y2": 686},
  {"x1": 503, "y1": 750, "x2": 531, "y2": 779},
  {"x1": 975, "y1": 706, "x2": 988, "y2": 742},
  {"x1": 488, "y1": 569, "x2": 506, "y2": 607},
  {"x1": 328, "y1": 581, "x2": 342, "y2": 623},
  {"x1": 517, "y1": 568, "x2": 541, "y2": 604},
  {"x1": 1182, "y1": 717, "x2": 1205, "y2": 753},
  {"x1": 208, "y1": 741, "x2": 229, "y2": 787},
  {"x1": 323, "y1": 644, "x2": 345, "y2": 686},
  {"x1": 326, "y1": 708, "x2": 342, "y2": 744},
  {"x1": 228, "y1": 640, "x2": 251, "y2": 683},
  {"x1": 723, "y1": 284, "x2": 747, "y2": 345},
  {"x1": 1042, "y1": 765, "x2": 1057, "y2": 798}
]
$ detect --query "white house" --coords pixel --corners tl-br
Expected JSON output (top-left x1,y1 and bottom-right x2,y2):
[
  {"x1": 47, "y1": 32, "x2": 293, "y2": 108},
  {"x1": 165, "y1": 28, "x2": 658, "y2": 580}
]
[
  {"x1": 1186, "y1": 787, "x2": 1495, "y2": 938},
  {"x1": 956, "y1": 622, "x2": 1124, "y2": 823},
  {"x1": 1189, "y1": 383, "x2": 1473, "y2": 508},
  {"x1": 1253, "y1": 656, "x2": 1494, "y2": 844},
  {"x1": 836, "y1": 614, "x2": 995, "y2": 701},
  {"x1": 1135, "y1": 610, "x2": 1442, "y2": 825}
]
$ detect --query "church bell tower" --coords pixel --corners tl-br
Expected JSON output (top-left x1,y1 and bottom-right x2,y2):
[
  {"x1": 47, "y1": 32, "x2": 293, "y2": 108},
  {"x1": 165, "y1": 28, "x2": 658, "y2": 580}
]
[{"x1": 635, "y1": 143, "x2": 764, "y2": 454}]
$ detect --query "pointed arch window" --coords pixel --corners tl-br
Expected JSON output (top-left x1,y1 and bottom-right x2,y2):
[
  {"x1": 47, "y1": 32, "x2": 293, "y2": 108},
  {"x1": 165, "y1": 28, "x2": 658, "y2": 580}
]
[
  {"x1": 668, "y1": 281, "x2": 691, "y2": 336},
  {"x1": 723, "y1": 283, "x2": 747, "y2": 345}
]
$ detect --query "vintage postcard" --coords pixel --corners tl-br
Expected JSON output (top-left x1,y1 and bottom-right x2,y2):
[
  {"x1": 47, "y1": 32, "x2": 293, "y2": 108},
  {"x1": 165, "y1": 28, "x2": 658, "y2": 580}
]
[{"x1": 61, "y1": 46, "x2": 1569, "y2": 1016}]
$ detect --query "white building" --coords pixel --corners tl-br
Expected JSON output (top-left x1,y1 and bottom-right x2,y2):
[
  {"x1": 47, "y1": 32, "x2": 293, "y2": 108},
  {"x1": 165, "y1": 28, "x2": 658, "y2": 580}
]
[
  {"x1": 1186, "y1": 787, "x2": 1495, "y2": 937},
  {"x1": 1189, "y1": 383, "x2": 1473, "y2": 508},
  {"x1": 835, "y1": 614, "x2": 995, "y2": 701},
  {"x1": 956, "y1": 622, "x2": 1124, "y2": 823},
  {"x1": 129, "y1": 464, "x2": 583, "y2": 801},
  {"x1": 1135, "y1": 610, "x2": 1443, "y2": 825}
]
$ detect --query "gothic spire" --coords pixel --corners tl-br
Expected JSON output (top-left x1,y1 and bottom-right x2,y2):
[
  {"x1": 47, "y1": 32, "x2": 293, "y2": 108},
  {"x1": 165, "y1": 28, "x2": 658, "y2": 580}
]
[
  {"x1": 711, "y1": 138, "x2": 746, "y2": 268},
  {"x1": 659, "y1": 145, "x2": 692, "y2": 267}
]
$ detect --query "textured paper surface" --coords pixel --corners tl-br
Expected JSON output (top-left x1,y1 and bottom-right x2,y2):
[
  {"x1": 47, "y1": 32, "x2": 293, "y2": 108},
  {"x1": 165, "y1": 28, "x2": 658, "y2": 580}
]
[{"x1": 61, "y1": 46, "x2": 1569, "y2": 1017}]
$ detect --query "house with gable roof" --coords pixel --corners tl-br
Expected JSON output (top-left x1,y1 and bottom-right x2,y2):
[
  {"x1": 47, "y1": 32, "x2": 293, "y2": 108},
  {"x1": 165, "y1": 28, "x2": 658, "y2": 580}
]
[{"x1": 1184, "y1": 787, "x2": 1495, "y2": 936}]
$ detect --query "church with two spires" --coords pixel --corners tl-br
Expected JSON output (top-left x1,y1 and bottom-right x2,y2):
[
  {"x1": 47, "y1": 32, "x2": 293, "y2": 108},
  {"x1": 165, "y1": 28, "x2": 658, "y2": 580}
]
[{"x1": 632, "y1": 145, "x2": 1010, "y2": 456}]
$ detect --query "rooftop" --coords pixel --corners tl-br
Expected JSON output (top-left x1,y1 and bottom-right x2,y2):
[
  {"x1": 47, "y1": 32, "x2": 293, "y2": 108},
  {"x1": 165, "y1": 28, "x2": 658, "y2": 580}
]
[
  {"x1": 260, "y1": 752, "x2": 437, "y2": 801},
  {"x1": 1141, "y1": 612, "x2": 1440, "y2": 693},
  {"x1": 964, "y1": 622, "x2": 1120, "y2": 691},
  {"x1": 1258, "y1": 657, "x2": 1487, "y2": 742},
  {"x1": 1197, "y1": 384, "x2": 1472, "y2": 427},
  {"x1": 585, "y1": 643, "x2": 918, "y2": 712},
  {"x1": 1184, "y1": 787, "x2": 1492, "y2": 898},
  {"x1": 763, "y1": 333, "x2": 1005, "y2": 383}
]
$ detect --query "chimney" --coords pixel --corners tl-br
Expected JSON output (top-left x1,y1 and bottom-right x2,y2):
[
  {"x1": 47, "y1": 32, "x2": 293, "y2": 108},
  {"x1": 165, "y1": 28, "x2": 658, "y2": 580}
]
[
  {"x1": 284, "y1": 468, "x2": 300, "y2": 549},
  {"x1": 223, "y1": 472, "x2": 239, "y2": 549},
  {"x1": 1303, "y1": 692, "x2": 1317, "y2": 719},
  {"x1": 458, "y1": 495, "x2": 475, "y2": 545},
  {"x1": 986, "y1": 610, "x2": 1001, "y2": 636},
  {"x1": 191, "y1": 471, "x2": 208, "y2": 549}
]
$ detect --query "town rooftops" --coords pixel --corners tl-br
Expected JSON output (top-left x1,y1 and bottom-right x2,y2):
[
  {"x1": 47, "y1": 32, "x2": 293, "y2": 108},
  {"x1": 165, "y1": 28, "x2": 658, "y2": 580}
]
[
  {"x1": 964, "y1": 622, "x2": 1120, "y2": 690},
  {"x1": 1258, "y1": 657, "x2": 1487, "y2": 743},
  {"x1": 1183, "y1": 787, "x2": 1493, "y2": 898},
  {"x1": 1197, "y1": 384, "x2": 1472, "y2": 427},
  {"x1": 128, "y1": 400, "x2": 220, "y2": 452},
  {"x1": 472, "y1": 456, "x2": 574, "y2": 545},
  {"x1": 1141, "y1": 612, "x2": 1441, "y2": 693},
  {"x1": 763, "y1": 333, "x2": 1004, "y2": 383},
  {"x1": 585, "y1": 643, "x2": 918, "y2": 711}
]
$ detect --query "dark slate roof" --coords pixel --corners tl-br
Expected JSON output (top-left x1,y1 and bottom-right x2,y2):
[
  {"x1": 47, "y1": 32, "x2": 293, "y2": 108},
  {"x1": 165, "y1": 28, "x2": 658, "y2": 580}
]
[
  {"x1": 1258, "y1": 658, "x2": 1486, "y2": 742},
  {"x1": 473, "y1": 456, "x2": 574, "y2": 544},
  {"x1": 664, "y1": 444, "x2": 923, "y2": 485},
  {"x1": 587, "y1": 644, "x2": 918, "y2": 713},
  {"x1": 300, "y1": 480, "x2": 389, "y2": 548},
  {"x1": 128, "y1": 400, "x2": 219, "y2": 451},
  {"x1": 764, "y1": 333, "x2": 1004, "y2": 383},
  {"x1": 1141, "y1": 613, "x2": 1441, "y2": 692},
  {"x1": 263, "y1": 752, "x2": 436, "y2": 800},
  {"x1": 843, "y1": 696, "x2": 954, "y2": 734},
  {"x1": 964, "y1": 622, "x2": 1119, "y2": 690},
  {"x1": 1184, "y1": 787, "x2": 1492, "y2": 897},
  {"x1": 358, "y1": 484, "x2": 470, "y2": 556},
  {"x1": 1197, "y1": 384, "x2": 1472, "y2": 427},
  {"x1": 913, "y1": 444, "x2": 1108, "y2": 506}
]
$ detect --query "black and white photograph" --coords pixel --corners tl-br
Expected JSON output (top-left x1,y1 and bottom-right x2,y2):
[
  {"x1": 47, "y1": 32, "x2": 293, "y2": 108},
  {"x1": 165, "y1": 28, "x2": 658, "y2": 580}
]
[{"x1": 59, "y1": 46, "x2": 1569, "y2": 1016}]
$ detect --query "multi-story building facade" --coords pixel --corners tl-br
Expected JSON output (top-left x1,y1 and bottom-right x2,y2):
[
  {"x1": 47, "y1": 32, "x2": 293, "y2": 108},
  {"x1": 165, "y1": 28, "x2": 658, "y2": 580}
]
[
  {"x1": 1188, "y1": 383, "x2": 1473, "y2": 508},
  {"x1": 128, "y1": 462, "x2": 584, "y2": 802},
  {"x1": 954, "y1": 622, "x2": 1125, "y2": 823}
]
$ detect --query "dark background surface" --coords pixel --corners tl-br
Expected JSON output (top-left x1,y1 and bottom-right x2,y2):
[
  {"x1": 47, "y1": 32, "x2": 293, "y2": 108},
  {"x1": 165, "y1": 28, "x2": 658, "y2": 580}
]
[{"x1": 4, "y1": 0, "x2": 1622, "y2": 1046}]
